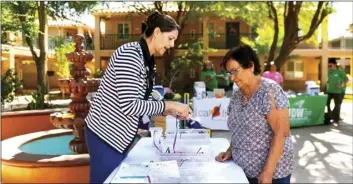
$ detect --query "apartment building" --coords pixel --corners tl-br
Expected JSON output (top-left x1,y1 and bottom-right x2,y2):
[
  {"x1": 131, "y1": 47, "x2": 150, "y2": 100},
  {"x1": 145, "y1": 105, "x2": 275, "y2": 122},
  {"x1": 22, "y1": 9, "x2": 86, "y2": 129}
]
[
  {"x1": 91, "y1": 6, "x2": 352, "y2": 92},
  {"x1": 1, "y1": 18, "x2": 95, "y2": 90}
]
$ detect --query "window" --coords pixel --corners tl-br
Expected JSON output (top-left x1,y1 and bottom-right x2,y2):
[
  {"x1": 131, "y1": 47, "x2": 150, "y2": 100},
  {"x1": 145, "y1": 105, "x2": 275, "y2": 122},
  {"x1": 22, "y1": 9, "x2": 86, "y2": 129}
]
[
  {"x1": 331, "y1": 40, "x2": 341, "y2": 48},
  {"x1": 285, "y1": 60, "x2": 304, "y2": 79},
  {"x1": 118, "y1": 23, "x2": 130, "y2": 39}
]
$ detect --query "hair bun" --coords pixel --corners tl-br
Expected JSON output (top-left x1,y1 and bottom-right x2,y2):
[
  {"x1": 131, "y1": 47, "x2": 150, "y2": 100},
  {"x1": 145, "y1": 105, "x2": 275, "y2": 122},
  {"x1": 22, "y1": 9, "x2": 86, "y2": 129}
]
[{"x1": 147, "y1": 11, "x2": 162, "y2": 26}]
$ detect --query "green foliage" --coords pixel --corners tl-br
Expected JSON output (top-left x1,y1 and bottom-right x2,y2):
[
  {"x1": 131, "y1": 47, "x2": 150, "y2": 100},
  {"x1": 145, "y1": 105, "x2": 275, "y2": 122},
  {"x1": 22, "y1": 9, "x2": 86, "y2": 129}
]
[
  {"x1": 93, "y1": 69, "x2": 105, "y2": 78},
  {"x1": 2, "y1": 1, "x2": 100, "y2": 45},
  {"x1": 25, "y1": 85, "x2": 49, "y2": 110},
  {"x1": 164, "y1": 38, "x2": 205, "y2": 89},
  {"x1": 0, "y1": 2, "x2": 37, "y2": 44},
  {"x1": 128, "y1": 1, "x2": 251, "y2": 90},
  {"x1": 54, "y1": 42, "x2": 75, "y2": 79},
  {"x1": 44, "y1": 2, "x2": 99, "y2": 19},
  {"x1": 49, "y1": 36, "x2": 68, "y2": 48},
  {"x1": 1, "y1": 69, "x2": 23, "y2": 103},
  {"x1": 241, "y1": 2, "x2": 333, "y2": 59},
  {"x1": 1, "y1": 1, "x2": 101, "y2": 109}
]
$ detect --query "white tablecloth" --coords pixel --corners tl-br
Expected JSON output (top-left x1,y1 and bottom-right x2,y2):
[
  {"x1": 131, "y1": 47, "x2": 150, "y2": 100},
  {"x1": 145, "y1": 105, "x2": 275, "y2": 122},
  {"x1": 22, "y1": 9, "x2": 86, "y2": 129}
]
[
  {"x1": 192, "y1": 98, "x2": 230, "y2": 130},
  {"x1": 104, "y1": 138, "x2": 248, "y2": 183}
]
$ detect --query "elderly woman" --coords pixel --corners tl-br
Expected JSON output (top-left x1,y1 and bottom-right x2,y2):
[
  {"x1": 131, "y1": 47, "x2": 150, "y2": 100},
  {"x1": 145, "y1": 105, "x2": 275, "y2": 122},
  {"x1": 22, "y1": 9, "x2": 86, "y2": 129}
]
[{"x1": 215, "y1": 45, "x2": 294, "y2": 184}]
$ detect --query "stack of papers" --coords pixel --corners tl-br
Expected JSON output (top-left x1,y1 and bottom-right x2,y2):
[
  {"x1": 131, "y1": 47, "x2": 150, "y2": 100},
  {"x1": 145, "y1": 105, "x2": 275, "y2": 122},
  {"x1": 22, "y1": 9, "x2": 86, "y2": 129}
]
[
  {"x1": 149, "y1": 160, "x2": 181, "y2": 183},
  {"x1": 110, "y1": 163, "x2": 150, "y2": 183},
  {"x1": 111, "y1": 161, "x2": 181, "y2": 183}
]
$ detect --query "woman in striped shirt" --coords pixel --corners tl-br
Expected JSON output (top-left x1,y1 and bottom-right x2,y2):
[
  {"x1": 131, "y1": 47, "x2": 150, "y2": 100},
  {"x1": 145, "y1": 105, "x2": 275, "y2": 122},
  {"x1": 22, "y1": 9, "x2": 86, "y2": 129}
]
[{"x1": 85, "y1": 12, "x2": 192, "y2": 183}]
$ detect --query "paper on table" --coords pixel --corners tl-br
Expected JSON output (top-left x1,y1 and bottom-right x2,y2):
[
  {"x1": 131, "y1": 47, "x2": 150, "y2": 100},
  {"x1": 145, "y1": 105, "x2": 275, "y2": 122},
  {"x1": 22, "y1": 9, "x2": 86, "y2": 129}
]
[
  {"x1": 116, "y1": 163, "x2": 150, "y2": 177},
  {"x1": 110, "y1": 163, "x2": 150, "y2": 183},
  {"x1": 149, "y1": 160, "x2": 180, "y2": 178},
  {"x1": 110, "y1": 176, "x2": 148, "y2": 184}
]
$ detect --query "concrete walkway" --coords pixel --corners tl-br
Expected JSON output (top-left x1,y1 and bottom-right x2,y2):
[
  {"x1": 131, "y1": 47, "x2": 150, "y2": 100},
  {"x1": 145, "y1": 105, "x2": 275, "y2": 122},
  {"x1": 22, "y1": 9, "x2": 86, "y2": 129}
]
[{"x1": 212, "y1": 101, "x2": 353, "y2": 183}]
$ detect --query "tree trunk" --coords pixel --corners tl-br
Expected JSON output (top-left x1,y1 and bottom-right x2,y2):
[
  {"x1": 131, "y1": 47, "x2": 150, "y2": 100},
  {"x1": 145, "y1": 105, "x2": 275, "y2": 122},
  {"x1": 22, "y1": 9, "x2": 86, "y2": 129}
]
[
  {"x1": 274, "y1": 44, "x2": 295, "y2": 69},
  {"x1": 164, "y1": 48, "x2": 176, "y2": 87},
  {"x1": 37, "y1": 1, "x2": 47, "y2": 109},
  {"x1": 35, "y1": 60, "x2": 45, "y2": 107},
  {"x1": 266, "y1": 2, "x2": 279, "y2": 71},
  {"x1": 268, "y1": 2, "x2": 330, "y2": 74},
  {"x1": 274, "y1": 2, "x2": 298, "y2": 70}
]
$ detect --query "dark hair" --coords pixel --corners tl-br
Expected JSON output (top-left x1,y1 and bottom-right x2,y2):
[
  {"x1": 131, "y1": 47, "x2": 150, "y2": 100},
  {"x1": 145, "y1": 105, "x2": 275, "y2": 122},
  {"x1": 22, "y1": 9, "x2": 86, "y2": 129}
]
[
  {"x1": 221, "y1": 44, "x2": 261, "y2": 75},
  {"x1": 328, "y1": 58, "x2": 337, "y2": 65},
  {"x1": 144, "y1": 11, "x2": 179, "y2": 37},
  {"x1": 202, "y1": 61, "x2": 215, "y2": 71}
]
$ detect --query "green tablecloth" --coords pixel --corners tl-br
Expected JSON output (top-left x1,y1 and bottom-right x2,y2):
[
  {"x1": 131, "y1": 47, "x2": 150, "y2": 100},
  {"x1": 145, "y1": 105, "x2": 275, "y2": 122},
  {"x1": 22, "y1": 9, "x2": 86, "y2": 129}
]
[{"x1": 289, "y1": 95, "x2": 328, "y2": 128}]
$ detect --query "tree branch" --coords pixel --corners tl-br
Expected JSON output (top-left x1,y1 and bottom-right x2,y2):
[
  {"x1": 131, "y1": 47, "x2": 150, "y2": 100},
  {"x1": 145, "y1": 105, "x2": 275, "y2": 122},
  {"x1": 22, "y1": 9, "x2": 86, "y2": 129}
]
[
  {"x1": 176, "y1": 2, "x2": 183, "y2": 25},
  {"x1": 284, "y1": 2, "x2": 294, "y2": 36},
  {"x1": 38, "y1": 1, "x2": 46, "y2": 61},
  {"x1": 154, "y1": 1, "x2": 164, "y2": 14},
  {"x1": 294, "y1": 1, "x2": 303, "y2": 15},
  {"x1": 266, "y1": 2, "x2": 273, "y2": 19},
  {"x1": 16, "y1": 2, "x2": 39, "y2": 61},
  {"x1": 297, "y1": 2, "x2": 327, "y2": 43},
  {"x1": 180, "y1": 6, "x2": 192, "y2": 28},
  {"x1": 267, "y1": 1, "x2": 279, "y2": 64}
]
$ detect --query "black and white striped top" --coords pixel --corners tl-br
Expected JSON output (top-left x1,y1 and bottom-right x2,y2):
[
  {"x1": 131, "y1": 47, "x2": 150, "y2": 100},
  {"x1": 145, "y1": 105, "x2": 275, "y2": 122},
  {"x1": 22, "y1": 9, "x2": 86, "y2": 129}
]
[{"x1": 85, "y1": 41, "x2": 165, "y2": 153}]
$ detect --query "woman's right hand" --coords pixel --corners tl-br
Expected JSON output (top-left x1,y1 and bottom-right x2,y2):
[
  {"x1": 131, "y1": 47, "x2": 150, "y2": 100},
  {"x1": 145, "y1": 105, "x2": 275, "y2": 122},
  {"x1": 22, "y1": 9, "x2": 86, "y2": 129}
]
[
  {"x1": 164, "y1": 101, "x2": 192, "y2": 120},
  {"x1": 215, "y1": 151, "x2": 232, "y2": 162}
]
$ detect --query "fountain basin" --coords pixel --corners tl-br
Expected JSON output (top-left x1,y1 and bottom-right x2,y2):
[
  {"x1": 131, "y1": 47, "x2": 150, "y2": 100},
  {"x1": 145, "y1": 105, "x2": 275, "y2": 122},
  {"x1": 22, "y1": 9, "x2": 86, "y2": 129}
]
[
  {"x1": 1, "y1": 108, "x2": 68, "y2": 140},
  {"x1": 2, "y1": 129, "x2": 89, "y2": 183}
]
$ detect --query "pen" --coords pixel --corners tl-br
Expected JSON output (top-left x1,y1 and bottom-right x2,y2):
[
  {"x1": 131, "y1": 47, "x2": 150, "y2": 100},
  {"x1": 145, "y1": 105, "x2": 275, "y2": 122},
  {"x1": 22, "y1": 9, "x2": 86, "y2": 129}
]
[{"x1": 120, "y1": 176, "x2": 147, "y2": 179}]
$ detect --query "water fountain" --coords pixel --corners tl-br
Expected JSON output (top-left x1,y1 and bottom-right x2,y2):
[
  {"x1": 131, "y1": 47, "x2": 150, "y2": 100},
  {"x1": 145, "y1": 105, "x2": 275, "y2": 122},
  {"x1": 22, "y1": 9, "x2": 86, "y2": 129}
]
[
  {"x1": 2, "y1": 34, "x2": 99, "y2": 183},
  {"x1": 50, "y1": 34, "x2": 100, "y2": 154}
]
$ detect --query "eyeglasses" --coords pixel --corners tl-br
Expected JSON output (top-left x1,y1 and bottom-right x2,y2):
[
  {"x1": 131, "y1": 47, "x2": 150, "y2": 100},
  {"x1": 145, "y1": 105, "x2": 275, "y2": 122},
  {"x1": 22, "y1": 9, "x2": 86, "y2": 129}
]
[{"x1": 227, "y1": 65, "x2": 242, "y2": 76}]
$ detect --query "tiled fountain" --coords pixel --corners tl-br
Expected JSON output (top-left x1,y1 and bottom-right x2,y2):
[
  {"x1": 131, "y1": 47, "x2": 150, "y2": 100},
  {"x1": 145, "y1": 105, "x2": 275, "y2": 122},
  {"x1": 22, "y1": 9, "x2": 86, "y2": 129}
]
[{"x1": 2, "y1": 34, "x2": 99, "y2": 183}]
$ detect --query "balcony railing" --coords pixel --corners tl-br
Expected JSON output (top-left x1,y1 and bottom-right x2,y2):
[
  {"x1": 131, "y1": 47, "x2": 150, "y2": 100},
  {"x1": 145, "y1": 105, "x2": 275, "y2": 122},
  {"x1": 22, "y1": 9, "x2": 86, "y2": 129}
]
[
  {"x1": 100, "y1": 34, "x2": 204, "y2": 50},
  {"x1": 100, "y1": 34, "x2": 142, "y2": 50},
  {"x1": 48, "y1": 36, "x2": 72, "y2": 51},
  {"x1": 100, "y1": 33, "x2": 258, "y2": 50}
]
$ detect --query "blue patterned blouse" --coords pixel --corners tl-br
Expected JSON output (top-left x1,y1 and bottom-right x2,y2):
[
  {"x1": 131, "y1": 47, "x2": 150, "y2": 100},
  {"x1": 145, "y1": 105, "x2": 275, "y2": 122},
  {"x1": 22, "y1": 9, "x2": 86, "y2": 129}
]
[{"x1": 227, "y1": 77, "x2": 294, "y2": 179}]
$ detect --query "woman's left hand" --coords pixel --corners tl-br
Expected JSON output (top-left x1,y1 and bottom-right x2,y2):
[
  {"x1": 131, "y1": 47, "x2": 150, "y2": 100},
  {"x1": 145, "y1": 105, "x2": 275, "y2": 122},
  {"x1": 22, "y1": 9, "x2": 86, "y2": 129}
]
[{"x1": 258, "y1": 171, "x2": 273, "y2": 184}]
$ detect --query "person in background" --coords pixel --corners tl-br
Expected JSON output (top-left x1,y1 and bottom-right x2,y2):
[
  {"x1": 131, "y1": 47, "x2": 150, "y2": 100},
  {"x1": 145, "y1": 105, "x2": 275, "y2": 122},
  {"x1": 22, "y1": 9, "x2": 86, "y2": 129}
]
[
  {"x1": 200, "y1": 60, "x2": 218, "y2": 91},
  {"x1": 217, "y1": 68, "x2": 231, "y2": 90},
  {"x1": 84, "y1": 11, "x2": 192, "y2": 183},
  {"x1": 217, "y1": 68, "x2": 233, "y2": 97},
  {"x1": 326, "y1": 58, "x2": 349, "y2": 123},
  {"x1": 263, "y1": 61, "x2": 284, "y2": 88},
  {"x1": 216, "y1": 45, "x2": 294, "y2": 184},
  {"x1": 337, "y1": 63, "x2": 347, "y2": 114}
]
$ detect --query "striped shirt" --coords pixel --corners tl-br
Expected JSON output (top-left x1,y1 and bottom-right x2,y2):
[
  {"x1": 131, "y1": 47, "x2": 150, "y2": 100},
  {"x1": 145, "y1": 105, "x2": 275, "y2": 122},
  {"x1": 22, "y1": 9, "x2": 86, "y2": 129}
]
[{"x1": 85, "y1": 41, "x2": 165, "y2": 153}]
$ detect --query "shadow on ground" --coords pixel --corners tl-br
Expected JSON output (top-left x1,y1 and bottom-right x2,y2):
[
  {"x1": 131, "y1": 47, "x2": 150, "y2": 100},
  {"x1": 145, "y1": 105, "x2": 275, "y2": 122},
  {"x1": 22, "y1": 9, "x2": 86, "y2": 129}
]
[{"x1": 290, "y1": 118, "x2": 352, "y2": 183}]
